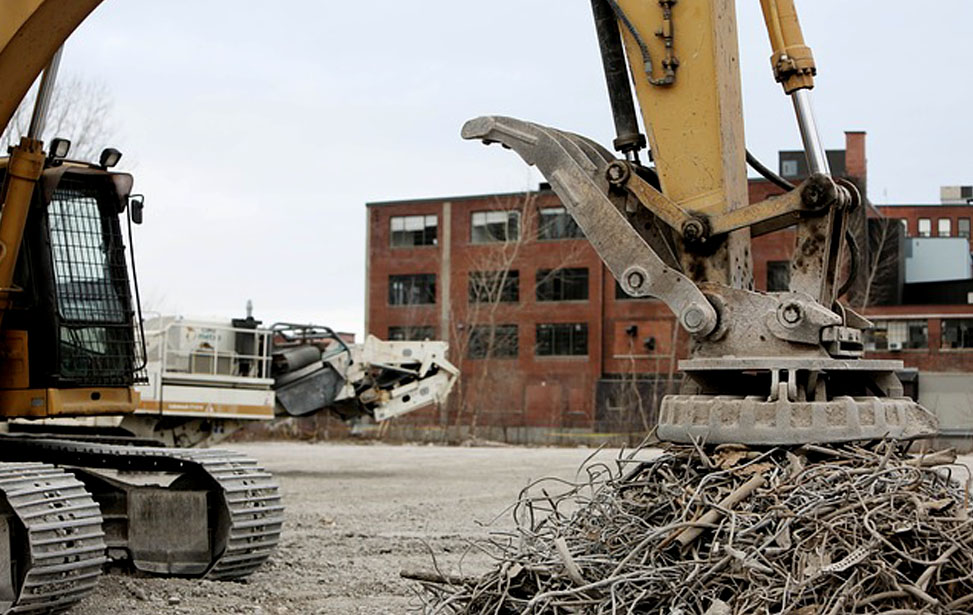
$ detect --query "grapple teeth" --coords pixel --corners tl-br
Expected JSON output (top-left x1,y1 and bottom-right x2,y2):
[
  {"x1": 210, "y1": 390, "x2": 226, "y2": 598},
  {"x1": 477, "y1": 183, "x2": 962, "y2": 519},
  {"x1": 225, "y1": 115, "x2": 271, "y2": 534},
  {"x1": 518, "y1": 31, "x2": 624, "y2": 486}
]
[{"x1": 462, "y1": 114, "x2": 719, "y2": 338}]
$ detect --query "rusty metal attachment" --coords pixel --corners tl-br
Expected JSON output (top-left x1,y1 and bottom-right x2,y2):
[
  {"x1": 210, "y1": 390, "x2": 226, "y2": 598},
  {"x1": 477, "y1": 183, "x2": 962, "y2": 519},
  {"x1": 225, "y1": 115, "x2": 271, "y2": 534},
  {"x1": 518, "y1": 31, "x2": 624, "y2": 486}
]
[
  {"x1": 462, "y1": 115, "x2": 719, "y2": 338},
  {"x1": 659, "y1": 357, "x2": 937, "y2": 445},
  {"x1": 464, "y1": 114, "x2": 938, "y2": 446}
]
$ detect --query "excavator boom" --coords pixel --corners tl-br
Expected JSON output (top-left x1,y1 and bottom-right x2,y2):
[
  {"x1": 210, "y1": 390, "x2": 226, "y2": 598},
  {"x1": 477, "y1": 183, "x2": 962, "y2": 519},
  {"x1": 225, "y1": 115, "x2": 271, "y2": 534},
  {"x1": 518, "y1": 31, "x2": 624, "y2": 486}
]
[
  {"x1": 0, "y1": 0, "x2": 103, "y2": 134},
  {"x1": 466, "y1": 0, "x2": 937, "y2": 446}
]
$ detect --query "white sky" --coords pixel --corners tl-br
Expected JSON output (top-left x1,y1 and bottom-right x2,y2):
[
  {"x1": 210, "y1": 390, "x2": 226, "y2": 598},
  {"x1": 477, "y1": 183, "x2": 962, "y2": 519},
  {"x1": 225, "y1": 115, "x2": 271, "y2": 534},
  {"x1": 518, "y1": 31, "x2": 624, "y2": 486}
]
[{"x1": 55, "y1": 1, "x2": 973, "y2": 337}]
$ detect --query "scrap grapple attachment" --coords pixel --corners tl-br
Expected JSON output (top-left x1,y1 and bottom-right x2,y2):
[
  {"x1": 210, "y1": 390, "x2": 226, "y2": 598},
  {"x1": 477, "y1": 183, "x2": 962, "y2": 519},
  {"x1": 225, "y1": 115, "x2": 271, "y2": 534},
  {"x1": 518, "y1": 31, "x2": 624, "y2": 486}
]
[{"x1": 463, "y1": 116, "x2": 936, "y2": 446}]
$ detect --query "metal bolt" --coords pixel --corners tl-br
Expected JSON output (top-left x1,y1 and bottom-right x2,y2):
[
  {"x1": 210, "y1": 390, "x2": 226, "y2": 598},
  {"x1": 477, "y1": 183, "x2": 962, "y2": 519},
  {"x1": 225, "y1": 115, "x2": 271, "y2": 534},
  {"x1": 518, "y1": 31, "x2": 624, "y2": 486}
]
[
  {"x1": 606, "y1": 161, "x2": 630, "y2": 186},
  {"x1": 781, "y1": 303, "x2": 803, "y2": 325},
  {"x1": 682, "y1": 305, "x2": 705, "y2": 331},
  {"x1": 801, "y1": 175, "x2": 836, "y2": 210},
  {"x1": 626, "y1": 270, "x2": 645, "y2": 291},
  {"x1": 682, "y1": 218, "x2": 706, "y2": 243}
]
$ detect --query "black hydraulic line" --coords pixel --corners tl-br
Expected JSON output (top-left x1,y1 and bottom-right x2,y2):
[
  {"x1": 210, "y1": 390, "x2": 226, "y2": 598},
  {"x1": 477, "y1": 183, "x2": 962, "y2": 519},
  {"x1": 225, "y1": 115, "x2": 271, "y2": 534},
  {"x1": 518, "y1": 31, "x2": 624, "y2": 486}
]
[
  {"x1": 127, "y1": 197, "x2": 147, "y2": 372},
  {"x1": 590, "y1": 0, "x2": 646, "y2": 158},
  {"x1": 746, "y1": 149, "x2": 795, "y2": 191},
  {"x1": 838, "y1": 227, "x2": 859, "y2": 298}
]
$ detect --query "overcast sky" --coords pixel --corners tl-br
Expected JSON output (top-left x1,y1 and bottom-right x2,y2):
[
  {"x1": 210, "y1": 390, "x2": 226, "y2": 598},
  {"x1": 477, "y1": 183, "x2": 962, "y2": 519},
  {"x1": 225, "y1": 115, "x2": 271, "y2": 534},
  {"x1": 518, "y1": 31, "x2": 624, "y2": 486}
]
[{"x1": 53, "y1": 1, "x2": 973, "y2": 337}]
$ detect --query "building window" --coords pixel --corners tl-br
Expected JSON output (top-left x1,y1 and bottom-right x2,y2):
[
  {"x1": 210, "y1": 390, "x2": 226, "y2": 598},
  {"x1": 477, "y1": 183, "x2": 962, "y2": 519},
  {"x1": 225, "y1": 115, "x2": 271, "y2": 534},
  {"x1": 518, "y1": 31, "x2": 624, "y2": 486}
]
[
  {"x1": 390, "y1": 215, "x2": 437, "y2": 247},
  {"x1": 899, "y1": 218, "x2": 909, "y2": 236},
  {"x1": 471, "y1": 211, "x2": 520, "y2": 243},
  {"x1": 615, "y1": 281, "x2": 652, "y2": 300},
  {"x1": 536, "y1": 323, "x2": 588, "y2": 356},
  {"x1": 467, "y1": 324, "x2": 518, "y2": 359},
  {"x1": 537, "y1": 207, "x2": 582, "y2": 240},
  {"x1": 388, "y1": 325, "x2": 435, "y2": 341},
  {"x1": 781, "y1": 159, "x2": 799, "y2": 178},
  {"x1": 469, "y1": 270, "x2": 519, "y2": 303},
  {"x1": 863, "y1": 320, "x2": 928, "y2": 351},
  {"x1": 959, "y1": 218, "x2": 971, "y2": 238},
  {"x1": 938, "y1": 218, "x2": 952, "y2": 237},
  {"x1": 536, "y1": 268, "x2": 589, "y2": 302},
  {"x1": 766, "y1": 261, "x2": 790, "y2": 292},
  {"x1": 388, "y1": 274, "x2": 436, "y2": 305},
  {"x1": 942, "y1": 319, "x2": 973, "y2": 349},
  {"x1": 918, "y1": 218, "x2": 931, "y2": 237}
]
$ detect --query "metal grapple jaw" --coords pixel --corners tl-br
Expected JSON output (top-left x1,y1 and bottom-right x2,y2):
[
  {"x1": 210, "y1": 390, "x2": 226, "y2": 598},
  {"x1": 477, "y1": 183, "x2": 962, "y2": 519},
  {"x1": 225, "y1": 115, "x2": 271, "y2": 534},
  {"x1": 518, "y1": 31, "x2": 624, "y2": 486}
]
[
  {"x1": 462, "y1": 116, "x2": 718, "y2": 337},
  {"x1": 463, "y1": 115, "x2": 938, "y2": 446}
]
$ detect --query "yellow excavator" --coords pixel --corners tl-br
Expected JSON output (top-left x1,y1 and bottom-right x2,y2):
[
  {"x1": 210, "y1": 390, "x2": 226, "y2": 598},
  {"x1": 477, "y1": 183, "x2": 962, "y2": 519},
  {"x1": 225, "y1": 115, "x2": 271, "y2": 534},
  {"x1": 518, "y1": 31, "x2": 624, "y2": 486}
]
[
  {"x1": 0, "y1": 0, "x2": 940, "y2": 613},
  {"x1": 0, "y1": 6, "x2": 290, "y2": 612},
  {"x1": 0, "y1": 3, "x2": 461, "y2": 613},
  {"x1": 465, "y1": 0, "x2": 934, "y2": 447}
]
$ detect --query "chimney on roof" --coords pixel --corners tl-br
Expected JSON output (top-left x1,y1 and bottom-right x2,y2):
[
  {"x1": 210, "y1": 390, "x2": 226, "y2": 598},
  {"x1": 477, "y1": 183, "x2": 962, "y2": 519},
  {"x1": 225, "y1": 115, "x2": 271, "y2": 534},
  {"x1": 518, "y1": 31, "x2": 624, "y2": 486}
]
[
  {"x1": 844, "y1": 131, "x2": 866, "y2": 196},
  {"x1": 941, "y1": 186, "x2": 973, "y2": 204}
]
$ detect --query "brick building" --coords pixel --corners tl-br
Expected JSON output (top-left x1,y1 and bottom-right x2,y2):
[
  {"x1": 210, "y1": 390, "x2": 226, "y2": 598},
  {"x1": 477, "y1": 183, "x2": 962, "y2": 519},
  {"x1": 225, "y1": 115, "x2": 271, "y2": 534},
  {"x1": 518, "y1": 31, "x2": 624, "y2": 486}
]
[{"x1": 365, "y1": 132, "x2": 973, "y2": 443}]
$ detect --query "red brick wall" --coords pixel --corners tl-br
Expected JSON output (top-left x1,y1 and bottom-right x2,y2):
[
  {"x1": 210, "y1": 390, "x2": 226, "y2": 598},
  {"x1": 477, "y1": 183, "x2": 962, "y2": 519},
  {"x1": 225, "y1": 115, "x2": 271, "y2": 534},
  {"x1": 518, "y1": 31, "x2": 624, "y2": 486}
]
[
  {"x1": 874, "y1": 204, "x2": 973, "y2": 250},
  {"x1": 365, "y1": 131, "x2": 973, "y2": 433},
  {"x1": 864, "y1": 305, "x2": 973, "y2": 372},
  {"x1": 367, "y1": 192, "x2": 606, "y2": 431}
]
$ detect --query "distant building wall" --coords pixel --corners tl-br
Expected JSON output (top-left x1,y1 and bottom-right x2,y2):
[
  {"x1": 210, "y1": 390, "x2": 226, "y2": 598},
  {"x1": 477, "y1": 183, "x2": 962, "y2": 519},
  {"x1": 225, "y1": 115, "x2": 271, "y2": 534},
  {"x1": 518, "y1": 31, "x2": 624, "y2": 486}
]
[{"x1": 361, "y1": 131, "x2": 973, "y2": 443}]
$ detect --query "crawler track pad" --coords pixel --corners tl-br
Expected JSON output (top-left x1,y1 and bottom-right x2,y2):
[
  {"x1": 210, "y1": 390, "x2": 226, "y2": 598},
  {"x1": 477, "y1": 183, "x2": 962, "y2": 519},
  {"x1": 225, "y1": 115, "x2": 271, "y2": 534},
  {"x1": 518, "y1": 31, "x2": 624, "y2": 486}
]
[{"x1": 0, "y1": 463, "x2": 105, "y2": 615}]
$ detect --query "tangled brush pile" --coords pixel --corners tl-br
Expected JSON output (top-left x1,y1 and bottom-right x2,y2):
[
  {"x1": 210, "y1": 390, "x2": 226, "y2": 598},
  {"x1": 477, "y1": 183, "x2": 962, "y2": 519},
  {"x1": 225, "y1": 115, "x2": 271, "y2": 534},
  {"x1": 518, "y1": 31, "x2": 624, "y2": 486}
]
[{"x1": 408, "y1": 442, "x2": 973, "y2": 614}]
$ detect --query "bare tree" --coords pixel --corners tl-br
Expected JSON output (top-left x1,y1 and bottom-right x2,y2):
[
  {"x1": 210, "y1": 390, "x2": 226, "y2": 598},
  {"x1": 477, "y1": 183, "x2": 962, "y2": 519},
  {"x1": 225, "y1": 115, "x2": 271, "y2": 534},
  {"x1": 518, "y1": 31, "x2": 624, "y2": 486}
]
[
  {"x1": 856, "y1": 202, "x2": 903, "y2": 310},
  {"x1": 614, "y1": 314, "x2": 682, "y2": 442},
  {"x1": 1, "y1": 76, "x2": 116, "y2": 162},
  {"x1": 447, "y1": 192, "x2": 590, "y2": 440}
]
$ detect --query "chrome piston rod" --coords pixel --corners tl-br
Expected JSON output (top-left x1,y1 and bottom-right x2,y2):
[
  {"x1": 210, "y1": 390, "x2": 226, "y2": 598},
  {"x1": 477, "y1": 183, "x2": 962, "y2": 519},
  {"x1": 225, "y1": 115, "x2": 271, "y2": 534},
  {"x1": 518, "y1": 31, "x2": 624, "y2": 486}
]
[
  {"x1": 791, "y1": 88, "x2": 830, "y2": 176},
  {"x1": 26, "y1": 45, "x2": 63, "y2": 141}
]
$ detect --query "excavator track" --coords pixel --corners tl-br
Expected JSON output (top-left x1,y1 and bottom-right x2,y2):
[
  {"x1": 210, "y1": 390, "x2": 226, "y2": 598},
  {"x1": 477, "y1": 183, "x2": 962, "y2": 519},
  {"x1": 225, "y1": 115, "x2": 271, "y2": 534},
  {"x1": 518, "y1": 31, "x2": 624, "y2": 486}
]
[
  {"x1": 167, "y1": 448, "x2": 284, "y2": 580},
  {"x1": 0, "y1": 437, "x2": 283, "y2": 582},
  {"x1": 0, "y1": 463, "x2": 105, "y2": 615}
]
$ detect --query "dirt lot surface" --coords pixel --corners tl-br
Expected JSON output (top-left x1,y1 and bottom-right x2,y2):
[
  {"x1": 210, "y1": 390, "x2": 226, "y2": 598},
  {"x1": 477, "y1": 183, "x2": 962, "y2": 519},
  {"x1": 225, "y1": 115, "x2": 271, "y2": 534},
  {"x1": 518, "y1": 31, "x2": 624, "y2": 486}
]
[
  {"x1": 77, "y1": 442, "x2": 620, "y2": 615},
  {"x1": 73, "y1": 443, "x2": 973, "y2": 615}
]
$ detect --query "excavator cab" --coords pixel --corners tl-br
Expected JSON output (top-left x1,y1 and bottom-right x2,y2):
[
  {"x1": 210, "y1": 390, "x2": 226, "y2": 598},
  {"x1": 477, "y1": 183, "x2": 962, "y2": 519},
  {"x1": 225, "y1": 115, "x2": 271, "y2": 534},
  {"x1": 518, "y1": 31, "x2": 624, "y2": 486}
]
[{"x1": 0, "y1": 154, "x2": 142, "y2": 418}]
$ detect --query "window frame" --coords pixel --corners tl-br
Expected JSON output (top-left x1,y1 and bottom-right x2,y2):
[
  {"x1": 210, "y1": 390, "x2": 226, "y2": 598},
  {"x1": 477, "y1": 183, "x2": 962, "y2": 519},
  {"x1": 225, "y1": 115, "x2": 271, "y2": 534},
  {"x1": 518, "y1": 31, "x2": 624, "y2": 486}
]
[
  {"x1": 863, "y1": 319, "x2": 928, "y2": 351},
  {"x1": 938, "y1": 217, "x2": 952, "y2": 237},
  {"x1": 941, "y1": 318, "x2": 973, "y2": 350},
  {"x1": 468, "y1": 270, "x2": 519, "y2": 304},
  {"x1": 917, "y1": 217, "x2": 932, "y2": 237},
  {"x1": 959, "y1": 217, "x2": 971, "y2": 239},
  {"x1": 536, "y1": 267, "x2": 589, "y2": 302},
  {"x1": 388, "y1": 325, "x2": 435, "y2": 341},
  {"x1": 766, "y1": 260, "x2": 791, "y2": 292},
  {"x1": 471, "y1": 210, "x2": 520, "y2": 244},
  {"x1": 388, "y1": 273, "x2": 436, "y2": 306},
  {"x1": 390, "y1": 214, "x2": 438, "y2": 248},
  {"x1": 467, "y1": 324, "x2": 519, "y2": 359},
  {"x1": 535, "y1": 322, "x2": 588, "y2": 357},
  {"x1": 537, "y1": 206, "x2": 583, "y2": 241}
]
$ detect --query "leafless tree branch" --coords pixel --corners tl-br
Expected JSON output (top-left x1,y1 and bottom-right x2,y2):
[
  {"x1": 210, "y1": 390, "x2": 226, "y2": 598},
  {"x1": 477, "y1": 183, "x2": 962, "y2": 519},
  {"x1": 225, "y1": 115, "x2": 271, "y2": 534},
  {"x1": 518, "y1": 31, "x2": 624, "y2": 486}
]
[{"x1": 1, "y1": 76, "x2": 116, "y2": 162}]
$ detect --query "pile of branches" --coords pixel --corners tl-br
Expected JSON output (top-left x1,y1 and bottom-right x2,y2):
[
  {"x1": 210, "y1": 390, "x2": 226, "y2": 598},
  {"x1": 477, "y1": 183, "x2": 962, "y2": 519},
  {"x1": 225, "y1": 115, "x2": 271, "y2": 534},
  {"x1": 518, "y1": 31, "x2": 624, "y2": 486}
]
[{"x1": 407, "y1": 442, "x2": 973, "y2": 614}]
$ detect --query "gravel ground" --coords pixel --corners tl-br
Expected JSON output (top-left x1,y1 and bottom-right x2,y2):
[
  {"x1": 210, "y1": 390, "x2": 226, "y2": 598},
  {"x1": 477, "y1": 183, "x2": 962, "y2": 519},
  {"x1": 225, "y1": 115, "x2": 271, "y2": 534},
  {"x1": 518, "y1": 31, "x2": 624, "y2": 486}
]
[
  {"x1": 75, "y1": 442, "x2": 619, "y2": 615},
  {"x1": 72, "y1": 443, "x2": 973, "y2": 615}
]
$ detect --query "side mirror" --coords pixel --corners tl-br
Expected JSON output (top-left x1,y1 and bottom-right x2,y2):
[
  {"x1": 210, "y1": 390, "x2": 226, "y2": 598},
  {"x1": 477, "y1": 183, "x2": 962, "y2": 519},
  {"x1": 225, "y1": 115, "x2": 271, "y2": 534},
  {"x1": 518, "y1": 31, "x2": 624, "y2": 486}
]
[{"x1": 130, "y1": 194, "x2": 144, "y2": 225}]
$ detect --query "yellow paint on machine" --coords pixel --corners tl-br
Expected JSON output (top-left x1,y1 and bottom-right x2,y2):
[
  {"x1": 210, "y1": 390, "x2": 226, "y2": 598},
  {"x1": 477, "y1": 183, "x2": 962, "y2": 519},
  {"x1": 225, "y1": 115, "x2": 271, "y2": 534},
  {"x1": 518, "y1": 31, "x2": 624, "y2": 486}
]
[
  {"x1": 0, "y1": 387, "x2": 138, "y2": 418},
  {"x1": 137, "y1": 400, "x2": 274, "y2": 420}
]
